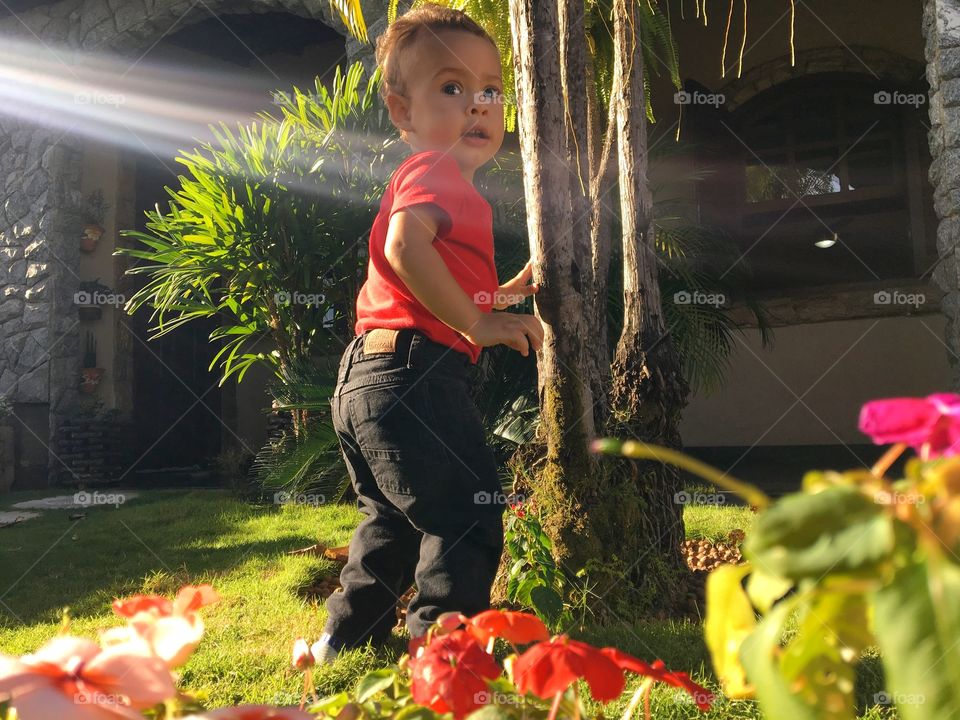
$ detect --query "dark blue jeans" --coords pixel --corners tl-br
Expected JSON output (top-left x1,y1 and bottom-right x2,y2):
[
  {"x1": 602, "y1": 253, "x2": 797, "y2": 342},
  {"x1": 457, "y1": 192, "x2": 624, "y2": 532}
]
[{"x1": 323, "y1": 328, "x2": 505, "y2": 647}]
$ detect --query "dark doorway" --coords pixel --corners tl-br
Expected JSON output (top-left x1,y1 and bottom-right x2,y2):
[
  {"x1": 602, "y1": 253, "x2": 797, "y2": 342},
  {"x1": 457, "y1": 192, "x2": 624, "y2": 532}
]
[
  {"x1": 128, "y1": 155, "x2": 222, "y2": 470},
  {"x1": 122, "y1": 10, "x2": 347, "y2": 471}
]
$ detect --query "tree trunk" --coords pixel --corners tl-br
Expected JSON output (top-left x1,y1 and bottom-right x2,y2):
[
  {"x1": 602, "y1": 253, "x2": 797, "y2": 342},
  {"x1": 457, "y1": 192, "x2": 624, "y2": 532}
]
[
  {"x1": 586, "y1": 80, "x2": 618, "y2": 433},
  {"x1": 508, "y1": 0, "x2": 600, "y2": 572},
  {"x1": 503, "y1": 0, "x2": 692, "y2": 617},
  {"x1": 607, "y1": 0, "x2": 690, "y2": 600}
]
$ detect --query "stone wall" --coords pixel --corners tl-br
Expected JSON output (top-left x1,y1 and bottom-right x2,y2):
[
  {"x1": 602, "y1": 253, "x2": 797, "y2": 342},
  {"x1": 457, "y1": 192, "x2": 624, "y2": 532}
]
[
  {"x1": 0, "y1": 115, "x2": 85, "y2": 486},
  {"x1": 923, "y1": 0, "x2": 960, "y2": 389},
  {"x1": 0, "y1": 0, "x2": 384, "y2": 487}
]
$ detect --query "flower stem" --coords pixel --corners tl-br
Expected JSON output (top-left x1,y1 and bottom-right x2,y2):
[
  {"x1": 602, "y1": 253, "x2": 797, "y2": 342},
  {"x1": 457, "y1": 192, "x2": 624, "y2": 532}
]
[
  {"x1": 621, "y1": 678, "x2": 654, "y2": 720},
  {"x1": 547, "y1": 691, "x2": 564, "y2": 720},
  {"x1": 872, "y1": 442, "x2": 907, "y2": 478}
]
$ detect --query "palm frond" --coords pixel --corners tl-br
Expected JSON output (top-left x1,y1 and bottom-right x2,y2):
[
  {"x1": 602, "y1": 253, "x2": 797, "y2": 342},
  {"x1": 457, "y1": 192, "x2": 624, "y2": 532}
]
[
  {"x1": 328, "y1": 0, "x2": 369, "y2": 43},
  {"x1": 251, "y1": 357, "x2": 349, "y2": 499},
  {"x1": 251, "y1": 427, "x2": 350, "y2": 503}
]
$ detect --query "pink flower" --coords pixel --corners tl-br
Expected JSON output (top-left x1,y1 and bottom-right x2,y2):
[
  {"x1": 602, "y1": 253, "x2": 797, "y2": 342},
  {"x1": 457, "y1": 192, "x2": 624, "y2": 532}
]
[
  {"x1": 102, "y1": 584, "x2": 219, "y2": 669},
  {"x1": 183, "y1": 706, "x2": 313, "y2": 719},
  {"x1": 859, "y1": 393, "x2": 960, "y2": 459},
  {"x1": 0, "y1": 635, "x2": 176, "y2": 719}
]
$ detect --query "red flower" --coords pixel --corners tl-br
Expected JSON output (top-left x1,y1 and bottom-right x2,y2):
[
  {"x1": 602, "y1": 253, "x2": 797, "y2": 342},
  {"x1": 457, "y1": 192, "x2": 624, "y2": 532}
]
[
  {"x1": 409, "y1": 630, "x2": 501, "y2": 719},
  {"x1": 513, "y1": 636, "x2": 625, "y2": 702},
  {"x1": 600, "y1": 649, "x2": 714, "y2": 710},
  {"x1": 514, "y1": 638, "x2": 714, "y2": 710},
  {"x1": 463, "y1": 610, "x2": 549, "y2": 647},
  {"x1": 859, "y1": 394, "x2": 960, "y2": 459},
  {"x1": 509, "y1": 501, "x2": 526, "y2": 519}
]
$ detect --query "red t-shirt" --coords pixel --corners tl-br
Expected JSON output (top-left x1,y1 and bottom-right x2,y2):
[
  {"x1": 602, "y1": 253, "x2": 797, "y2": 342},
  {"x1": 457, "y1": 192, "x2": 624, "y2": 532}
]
[{"x1": 354, "y1": 150, "x2": 499, "y2": 364}]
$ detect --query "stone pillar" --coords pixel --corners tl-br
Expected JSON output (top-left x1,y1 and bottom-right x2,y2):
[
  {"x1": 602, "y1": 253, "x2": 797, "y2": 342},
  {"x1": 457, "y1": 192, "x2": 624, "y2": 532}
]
[
  {"x1": 0, "y1": 115, "x2": 84, "y2": 487},
  {"x1": 924, "y1": 0, "x2": 960, "y2": 389},
  {"x1": 346, "y1": 0, "x2": 387, "y2": 72}
]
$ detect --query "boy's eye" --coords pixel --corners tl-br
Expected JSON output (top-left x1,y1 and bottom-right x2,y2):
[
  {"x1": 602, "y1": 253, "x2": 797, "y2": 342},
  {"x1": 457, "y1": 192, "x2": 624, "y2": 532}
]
[
  {"x1": 442, "y1": 82, "x2": 462, "y2": 95},
  {"x1": 482, "y1": 87, "x2": 501, "y2": 99}
]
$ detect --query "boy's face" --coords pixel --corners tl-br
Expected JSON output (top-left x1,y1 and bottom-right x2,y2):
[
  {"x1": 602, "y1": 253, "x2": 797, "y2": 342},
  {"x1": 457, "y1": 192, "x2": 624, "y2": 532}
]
[{"x1": 386, "y1": 29, "x2": 505, "y2": 183}]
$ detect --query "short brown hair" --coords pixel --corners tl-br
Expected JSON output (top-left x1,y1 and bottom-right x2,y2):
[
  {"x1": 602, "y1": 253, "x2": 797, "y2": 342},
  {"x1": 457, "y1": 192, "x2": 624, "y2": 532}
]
[{"x1": 375, "y1": 2, "x2": 497, "y2": 102}]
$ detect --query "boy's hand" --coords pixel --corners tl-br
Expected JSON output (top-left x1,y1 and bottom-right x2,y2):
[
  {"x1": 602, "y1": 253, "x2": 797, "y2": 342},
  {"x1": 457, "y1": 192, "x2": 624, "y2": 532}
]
[
  {"x1": 492, "y1": 260, "x2": 539, "y2": 310},
  {"x1": 463, "y1": 311, "x2": 545, "y2": 357}
]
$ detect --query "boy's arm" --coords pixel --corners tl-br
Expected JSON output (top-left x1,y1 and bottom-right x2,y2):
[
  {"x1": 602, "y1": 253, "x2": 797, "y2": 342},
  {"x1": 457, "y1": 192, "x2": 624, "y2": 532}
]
[
  {"x1": 385, "y1": 205, "x2": 483, "y2": 335},
  {"x1": 385, "y1": 206, "x2": 544, "y2": 356}
]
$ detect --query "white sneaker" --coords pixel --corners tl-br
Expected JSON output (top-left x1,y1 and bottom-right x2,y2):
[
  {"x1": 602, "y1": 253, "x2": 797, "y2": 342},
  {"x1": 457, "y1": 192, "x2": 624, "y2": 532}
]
[{"x1": 311, "y1": 633, "x2": 344, "y2": 665}]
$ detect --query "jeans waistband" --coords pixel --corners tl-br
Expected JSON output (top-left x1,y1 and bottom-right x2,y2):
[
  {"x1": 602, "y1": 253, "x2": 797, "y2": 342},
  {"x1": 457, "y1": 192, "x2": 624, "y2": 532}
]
[{"x1": 335, "y1": 328, "x2": 470, "y2": 395}]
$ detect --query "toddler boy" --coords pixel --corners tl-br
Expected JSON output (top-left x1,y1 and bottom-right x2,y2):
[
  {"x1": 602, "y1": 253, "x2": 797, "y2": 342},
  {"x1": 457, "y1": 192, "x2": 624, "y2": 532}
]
[{"x1": 316, "y1": 2, "x2": 544, "y2": 660}]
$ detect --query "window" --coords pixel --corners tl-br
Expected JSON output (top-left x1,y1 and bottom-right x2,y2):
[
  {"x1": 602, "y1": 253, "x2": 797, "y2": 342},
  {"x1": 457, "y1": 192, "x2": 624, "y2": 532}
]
[{"x1": 697, "y1": 73, "x2": 936, "y2": 294}]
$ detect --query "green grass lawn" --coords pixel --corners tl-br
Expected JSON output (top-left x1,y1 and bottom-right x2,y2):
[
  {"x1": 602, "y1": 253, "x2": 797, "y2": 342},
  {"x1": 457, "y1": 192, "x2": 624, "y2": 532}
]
[{"x1": 0, "y1": 489, "x2": 894, "y2": 718}]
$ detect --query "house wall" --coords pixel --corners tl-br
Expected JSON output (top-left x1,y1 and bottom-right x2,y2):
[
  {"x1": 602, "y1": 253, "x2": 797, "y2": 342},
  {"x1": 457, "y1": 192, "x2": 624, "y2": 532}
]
[
  {"x1": 679, "y1": 314, "x2": 952, "y2": 447},
  {"x1": 643, "y1": 1, "x2": 953, "y2": 447}
]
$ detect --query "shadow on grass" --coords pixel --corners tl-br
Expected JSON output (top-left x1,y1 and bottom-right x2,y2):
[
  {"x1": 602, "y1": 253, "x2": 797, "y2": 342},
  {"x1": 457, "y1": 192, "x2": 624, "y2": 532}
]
[{"x1": 0, "y1": 489, "x2": 339, "y2": 626}]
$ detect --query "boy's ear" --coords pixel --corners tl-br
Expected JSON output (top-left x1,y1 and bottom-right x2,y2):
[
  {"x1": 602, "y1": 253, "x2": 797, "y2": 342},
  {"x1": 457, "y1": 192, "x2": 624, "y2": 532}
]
[{"x1": 385, "y1": 90, "x2": 414, "y2": 133}]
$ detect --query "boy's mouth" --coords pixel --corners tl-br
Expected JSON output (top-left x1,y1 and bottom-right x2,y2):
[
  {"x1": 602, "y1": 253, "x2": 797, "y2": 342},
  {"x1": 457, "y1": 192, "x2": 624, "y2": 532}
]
[{"x1": 463, "y1": 126, "x2": 489, "y2": 140}]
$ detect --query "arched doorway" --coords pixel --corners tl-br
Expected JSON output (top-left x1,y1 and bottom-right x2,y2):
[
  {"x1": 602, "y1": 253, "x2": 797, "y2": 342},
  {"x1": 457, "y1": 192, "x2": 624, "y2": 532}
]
[{"x1": 120, "y1": 10, "x2": 348, "y2": 474}]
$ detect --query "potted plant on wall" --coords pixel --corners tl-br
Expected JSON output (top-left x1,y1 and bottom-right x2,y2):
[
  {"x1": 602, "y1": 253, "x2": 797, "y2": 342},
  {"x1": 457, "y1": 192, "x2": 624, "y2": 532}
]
[
  {"x1": 68, "y1": 190, "x2": 110, "y2": 253},
  {"x1": 0, "y1": 396, "x2": 14, "y2": 493},
  {"x1": 79, "y1": 331, "x2": 104, "y2": 394},
  {"x1": 74, "y1": 278, "x2": 114, "y2": 322}
]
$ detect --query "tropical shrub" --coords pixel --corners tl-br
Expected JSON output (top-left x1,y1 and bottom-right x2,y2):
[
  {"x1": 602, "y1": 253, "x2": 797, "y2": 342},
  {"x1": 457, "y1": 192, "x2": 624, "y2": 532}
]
[{"x1": 118, "y1": 62, "x2": 399, "y2": 390}]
